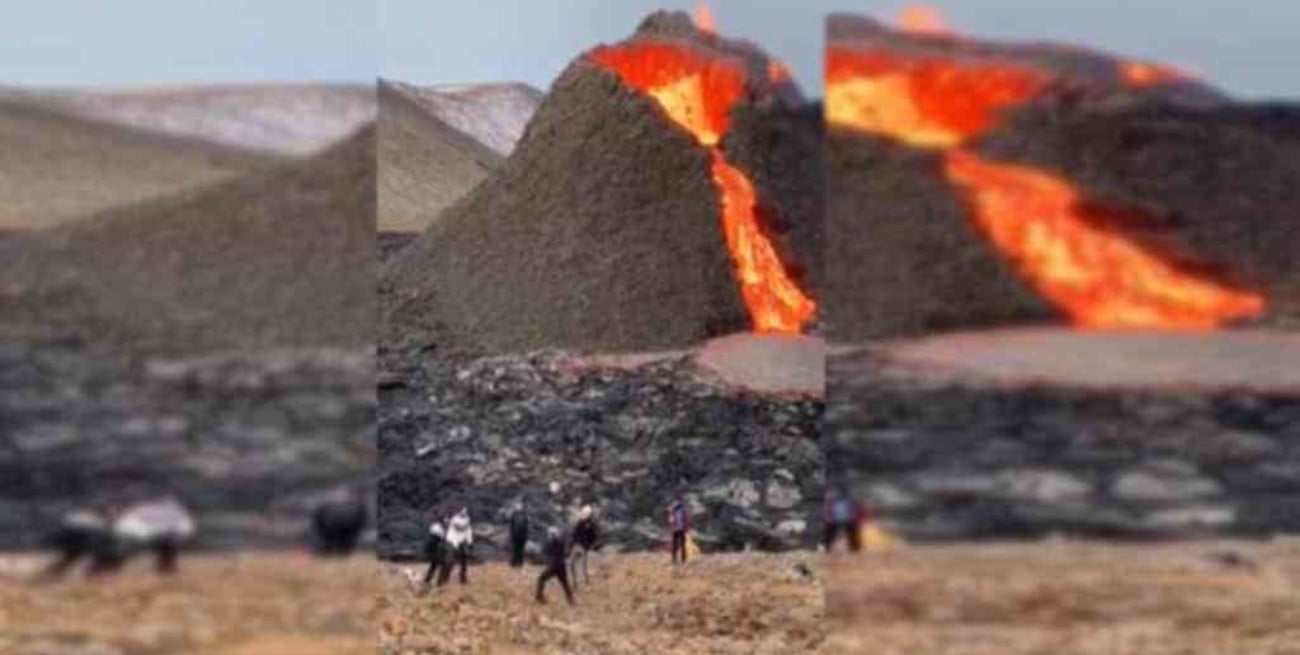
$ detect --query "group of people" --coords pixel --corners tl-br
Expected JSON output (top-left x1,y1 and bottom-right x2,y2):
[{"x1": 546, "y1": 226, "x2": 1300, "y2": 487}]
[
  {"x1": 420, "y1": 500, "x2": 602, "y2": 605},
  {"x1": 37, "y1": 488, "x2": 369, "y2": 582},
  {"x1": 415, "y1": 489, "x2": 876, "y2": 604}
]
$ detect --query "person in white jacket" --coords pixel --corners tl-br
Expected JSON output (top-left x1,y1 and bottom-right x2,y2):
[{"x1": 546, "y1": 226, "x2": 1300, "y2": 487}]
[{"x1": 441, "y1": 507, "x2": 473, "y2": 585}]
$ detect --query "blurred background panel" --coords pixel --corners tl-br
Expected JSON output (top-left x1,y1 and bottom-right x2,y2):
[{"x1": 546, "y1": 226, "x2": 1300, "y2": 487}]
[{"x1": 0, "y1": 2, "x2": 378, "y2": 653}]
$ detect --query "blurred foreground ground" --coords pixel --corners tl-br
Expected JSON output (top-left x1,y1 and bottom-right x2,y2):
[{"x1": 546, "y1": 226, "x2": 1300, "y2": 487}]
[
  {"x1": 0, "y1": 552, "x2": 376, "y2": 655},
  {"x1": 824, "y1": 540, "x2": 1300, "y2": 654},
  {"x1": 379, "y1": 552, "x2": 824, "y2": 654}
]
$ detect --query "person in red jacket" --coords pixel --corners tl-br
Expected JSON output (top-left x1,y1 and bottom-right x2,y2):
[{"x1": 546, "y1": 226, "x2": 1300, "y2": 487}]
[
  {"x1": 823, "y1": 487, "x2": 868, "y2": 553},
  {"x1": 666, "y1": 498, "x2": 691, "y2": 565}
]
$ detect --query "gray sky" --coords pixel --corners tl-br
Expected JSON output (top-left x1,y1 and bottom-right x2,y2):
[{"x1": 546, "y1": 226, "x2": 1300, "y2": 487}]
[
  {"x1": 382, "y1": 0, "x2": 1298, "y2": 100},
  {"x1": 1, "y1": 0, "x2": 375, "y2": 86},
  {"x1": 2, "y1": 1, "x2": 1293, "y2": 98}
]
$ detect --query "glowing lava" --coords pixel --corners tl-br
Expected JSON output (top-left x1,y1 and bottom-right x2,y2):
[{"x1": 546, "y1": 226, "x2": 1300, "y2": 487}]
[
  {"x1": 1120, "y1": 61, "x2": 1186, "y2": 87},
  {"x1": 945, "y1": 151, "x2": 1264, "y2": 328},
  {"x1": 898, "y1": 5, "x2": 953, "y2": 36},
  {"x1": 591, "y1": 42, "x2": 816, "y2": 333},
  {"x1": 826, "y1": 30, "x2": 1266, "y2": 328},
  {"x1": 826, "y1": 49, "x2": 1048, "y2": 147}
]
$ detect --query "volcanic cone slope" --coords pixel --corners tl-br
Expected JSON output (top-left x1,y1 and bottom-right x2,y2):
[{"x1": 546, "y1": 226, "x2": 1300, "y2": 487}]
[
  {"x1": 827, "y1": 128, "x2": 1054, "y2": 340},
  {"x1": 383, "y1": 61, "x2": 747, "y2": 354},
  {"x1": 0, "y1": 126, "x2": 375, "y2": 354},
  {"x1": 378, "y1": 79, "x2": 503, "y2": 233},
  {"x1": 0, "y1": 96, "x2": 277, "y2": 231}
]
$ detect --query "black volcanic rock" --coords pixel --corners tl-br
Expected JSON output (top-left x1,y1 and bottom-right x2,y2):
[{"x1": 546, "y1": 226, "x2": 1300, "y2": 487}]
[{"x1": 376, "y1": 345, "x2": 822, "y2": 560}]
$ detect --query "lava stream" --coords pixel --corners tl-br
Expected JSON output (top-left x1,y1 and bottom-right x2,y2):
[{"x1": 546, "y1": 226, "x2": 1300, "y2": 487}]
[
  {"x1": 591, "y1": 43, "x2": 816, "y2": 333},
  {"x1": 945, "y1": 151, "x2": 1265, "y2": 328},
  {"x1": 825, "y1": 49, "x2": 1048, "y2": 148},
  {"x1": 825, "y1": 32, "x2": 1266, "y2": 328}
]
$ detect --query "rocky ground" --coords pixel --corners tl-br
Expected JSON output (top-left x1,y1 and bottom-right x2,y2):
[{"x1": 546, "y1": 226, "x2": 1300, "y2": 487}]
[
  {"x1": 824, "y1": 539, "x2": 1300, "y2": 654},
  {"x1": 826, "y1": 337, "x2": 1300, "y2": 539},
  {"x1": 377, "y1": 344, "x2": 822, "y2": 560},
  {"x1": 0, "y1": 552, "x2": 376, "y2": 655},
  {"x1": 379, "y1": 551, "x2": 824, "y2": 654},
  {"x1": 0, "y1": 337, "x2": 374, "y2": 549}
]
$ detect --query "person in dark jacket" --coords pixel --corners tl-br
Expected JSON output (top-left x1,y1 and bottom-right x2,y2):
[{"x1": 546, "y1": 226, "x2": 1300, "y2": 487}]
[
  {"x1": 666, "y1": 498, "x2": 691, "y2": 565},
  {"x1": 569, "y1": 504, "x2": 598, "y2": 585},
  {"x1": 535, "y1": 527, "x2": 575, "y2": 605},
  {"x1": 310, "y1": 488, "x2": 368, "y2": 557},
  {"x1": 507, "y1": 501, "x2": 529, "y2": 568},
  {"x1": 36, "y1": 508, "x2": 117, "y2": 581},
  {"x1": 823, "y1": 487, "x2": 868, "y2": 553},
  {"x1": 421, "y1": 521, "x2": 447, "y2": 588}
]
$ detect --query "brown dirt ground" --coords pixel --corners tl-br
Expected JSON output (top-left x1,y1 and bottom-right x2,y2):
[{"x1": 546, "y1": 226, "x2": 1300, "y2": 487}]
[
  {"x1": 0, "y1": 552, "x2": 377, "y2": 655},
  {"x1": 378, "y1": 552, "x2": 825, "y2": 654},
  {"x1": 824, "y1": 540, "x2": 1300, "y2": 655}
]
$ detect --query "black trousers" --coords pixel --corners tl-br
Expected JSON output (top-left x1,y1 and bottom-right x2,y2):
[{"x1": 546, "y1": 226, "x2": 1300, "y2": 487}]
[
  {"x1": 536, "y1": 564, "x2": 574, "y2": 604},
  {"x1": 670, "y1": 530, "x2": 687, "y2": 564},
  {"x1": 824, "y1": 522, "x2": 862, "y2": 552},
  {"x1": 509, "y1": 535, "x2": 527, "y2": 568},
  {"x1": 437, "y1": 544, "x2": 469, "y2": 585}
]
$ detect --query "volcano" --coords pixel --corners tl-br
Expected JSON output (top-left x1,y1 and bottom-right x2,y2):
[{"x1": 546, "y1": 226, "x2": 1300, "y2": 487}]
[
  {"x1": 826, "y1": 12, "x2": 1299, "y2": 340},
  {"x1": 383, "y1": 11, "x2": 820, "y2": 354}
]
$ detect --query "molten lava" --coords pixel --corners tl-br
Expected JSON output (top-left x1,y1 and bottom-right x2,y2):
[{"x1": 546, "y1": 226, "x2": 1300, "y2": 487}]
[
  {"x1": 826, "y1": 28, "x2": 1266, "y2": 328},
  {"x1": 826, "y1": 49, "x2": 1049, "y2": 147},
  {"x1": 590, "y1": 42, "x2": 816, "y2": 333},
  {"x1": 897, "y1": 5, "x2": 953, "y2": 36},
  {"x1": 945, "y1": 151, "x2": 1264, "y2": 328}
]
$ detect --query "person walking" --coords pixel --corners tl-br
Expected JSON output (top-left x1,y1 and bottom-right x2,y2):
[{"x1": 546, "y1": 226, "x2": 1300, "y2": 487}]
[
  {"x1": 507, "y1": 501, "x2": 529, "y2": 568},
  {"x1": 535, "y1": 527, "x2": 575, "y2": 605},
  {"x1": 441, "y1": 507, "x2": 473, "y2": 585},
  {"x1": 569, "y1": 504, "x2": 599, "y2": 585}
]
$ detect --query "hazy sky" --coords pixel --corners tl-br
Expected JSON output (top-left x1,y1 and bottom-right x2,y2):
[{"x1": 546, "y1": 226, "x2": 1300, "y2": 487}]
[
  {"x1": 382, "y1": 0, "x2": 1298, "y2": 100},
  {"x1": 3, "y1": 1, "x2": 1294, "y2": 98},
  {"x1": 1, "y1": 0, "x2": 375, "y2": 86}
]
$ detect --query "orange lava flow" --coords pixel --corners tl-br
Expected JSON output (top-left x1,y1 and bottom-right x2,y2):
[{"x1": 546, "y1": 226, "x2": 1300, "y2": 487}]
[
  {"x1": 591, "y1": 43, "x2": 816, "y2": 333},
  {"x1": 826, "y1": 45, "x2": 1266, "y2": 328},
  {"x1": 826, "y1": 49, "x2": 1049, "y2": 147},
  {"x1": 898, "y1": 5, "x2": 953, "y2": 36},
  {"x1": 1120, "y1": 61, "x2": 1186, "y2": 87},
  {"x1": 945, "y1": 151, "x2": 1264, "y2": 328}
]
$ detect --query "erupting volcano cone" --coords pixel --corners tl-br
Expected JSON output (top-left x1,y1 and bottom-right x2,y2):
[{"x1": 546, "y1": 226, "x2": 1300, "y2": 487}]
[
  {"x1": 827, "y1": 13, "x2": 1294, "y2": 339},
  {"x1": 385, "y1": 12, "x2": 819, "y2": 354}
]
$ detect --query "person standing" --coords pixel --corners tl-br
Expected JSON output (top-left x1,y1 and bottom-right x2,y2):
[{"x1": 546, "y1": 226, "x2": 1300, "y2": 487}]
[
  {"x1": 421, "y1": 520, "x2": 447, "y2": 588},
  {"x1": 666, "y1": 498, "x2": 691, "y2": 565},
  {"x1": 535, "y1": 527, "x2": 575, "y2": 605},
  {"x1": 823, "y1": 487, "x2": 868, "y2": 553},
  {"x1": 36, "y1": 507, "x2": 115, "y2": 581},
  {"x1": 569, "y1": 504, "x2": 598, "y2": 585},
  {"x1": 441, "y1": 507, "x2": 473, "y2": 585},
  {"x1": 110, "y1": 496, "x2": 196, "y2": 574},
  {"x1": 507, "y1": 501, "x2": 529, "y2": 568}
]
